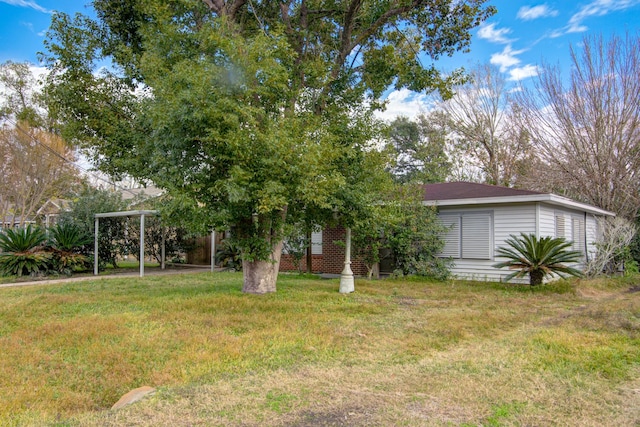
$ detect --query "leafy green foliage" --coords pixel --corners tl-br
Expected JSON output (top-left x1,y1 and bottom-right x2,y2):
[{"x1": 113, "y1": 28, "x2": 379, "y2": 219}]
[
  {"x1": 123, "y1": 215, "x2": 196, "y2": 264},
  {"x1": 47, "y1": 251, "x2": 90, "y2": 276},
  {"x1": 46, "y1": 222, "x2": 92, "y2": 275},
  {"x1": 215, "y1": 239, "x2": 243, "y2": 271},
  {"x1": 42, "y1": 0, "x2": 495, "y2": 291},
  {"x1": 493, "y1": 233, "x2": 584, "y2": 285},
  {"x1": 352, "y1": 185, "x2": 451, "y2": 280},
  {"x1": 47, "y1": 222, "x2": 91, "y2": 251},
  {"x1": 0, "y1": 251, "x2": 52, "y2": 277},
  {"x1": 0, "y1": 225, "x2": 50, "y2": 277},
  {"x1": 385, "y1": 115, "x2": 451, "y2": 184},
  {"x1": 0, "y1": 225, "x2": 47, "y2": 252},
  {"x1": 58, "y1": 186, "x2": 128, "y2": 270},
  {"x1": 282, "y1": 228, "x2": 309, "y2": 274},
  {"x1": 385, "y1": 200, "x2": 451, "y2": 280}
]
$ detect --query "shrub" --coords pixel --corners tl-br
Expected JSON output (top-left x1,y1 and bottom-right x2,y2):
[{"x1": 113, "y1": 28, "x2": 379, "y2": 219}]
[
  {"x1": 57, "y1": 185, "x2": 128, "y2": 269},
  {"x1": 215, "y1": 239, "x2": 243, "y2": 271},
  {"x1": 493, "y1": 233, "x2": 584, "y2": 286},
  {"x1": 47, "y1": 222, "x2": 92, "y2": 275},
  {"x1": 0, "y1": 224, "x2": 47, "y2": 252},
  {"x1": 0, "y1": 225, "x2": 50, "y2": 277}
]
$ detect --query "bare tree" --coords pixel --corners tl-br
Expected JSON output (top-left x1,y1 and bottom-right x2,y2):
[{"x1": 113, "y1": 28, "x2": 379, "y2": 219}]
[
  {"x1": 0, "y1": 124, "x2": 79, "y2": 226},
  {"x1": 515, "y1": 33, "x2": 640, "y2": 218},
  {"x1": 439, "y1": 63, "x2": 532, "y2": 186},
  {"x1": 0, "y1": 62, "x2": 80, "y2": 227},
  {"x1": 585, "y1": 217, "x2": 635, "y2": 277}
]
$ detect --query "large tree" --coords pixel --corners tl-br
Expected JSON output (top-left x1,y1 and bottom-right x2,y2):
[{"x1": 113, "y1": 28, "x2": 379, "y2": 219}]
[
  {"x1": 439, "y1": 63, "x2": 532, "y2": 186},
  {"x1": 0, "y1": 124, "x2": 78, "y2": 227},
  {"x1": 0, "y1": 61, "x2": 79, "y2": 227},
  {"x1": 42, "y1": 0, "x2": 495, "y2": 293},
  {"x1": 515, "y1": 33, "x2": 640, "y2": 218},
  {"x1": 386, "y1": 114, "x2": 451, "y2": 184}
]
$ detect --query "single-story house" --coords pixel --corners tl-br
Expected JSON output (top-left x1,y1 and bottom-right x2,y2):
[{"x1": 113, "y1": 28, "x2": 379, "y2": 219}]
[
  {"x1": 279, "y1": 182, "x2": 615, "y2": 283},
  {"x1": 423, "y1": 182, "x2": 615, "y2": 283}
]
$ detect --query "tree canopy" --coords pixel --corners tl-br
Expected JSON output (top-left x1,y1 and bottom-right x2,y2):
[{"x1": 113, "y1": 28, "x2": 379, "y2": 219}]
[
  {"x1": 385, "y1": 114, "x2": 451, "y2": 184},
  {"x1": 42, "y1": 0, "x2": 495, "y2": 292}
]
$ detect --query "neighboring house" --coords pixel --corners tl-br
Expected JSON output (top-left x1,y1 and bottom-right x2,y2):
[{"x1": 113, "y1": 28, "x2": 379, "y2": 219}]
[
  {"x1": 36, "y1": 198, "x2": 71, "y2": 228},
  {"x1": 424, "y1": 182, "x2": 615, "y2": 283},
  {"x1": 120, "y1": 185, "x2": 164, "y2": 202},
  {"x1": 0, "y1": 215, "x2": 36, "y2": 230}
]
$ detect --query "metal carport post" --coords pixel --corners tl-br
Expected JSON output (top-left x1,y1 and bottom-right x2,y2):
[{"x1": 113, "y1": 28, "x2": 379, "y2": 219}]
[{"x1": 94, "y1": 210, "x2": 160, "y2": 277}]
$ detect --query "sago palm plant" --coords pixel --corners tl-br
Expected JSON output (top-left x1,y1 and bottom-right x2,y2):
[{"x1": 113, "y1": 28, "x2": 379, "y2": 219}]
[
  {"x1": 47, "y1": 222, "x2": 92, "y2": 275},
  {"x1": 493, "y1": 233, "x2": 584, "y2": 286},
  {"x1": 0, "y1": 225, "x2": 51, "y2": 277}
]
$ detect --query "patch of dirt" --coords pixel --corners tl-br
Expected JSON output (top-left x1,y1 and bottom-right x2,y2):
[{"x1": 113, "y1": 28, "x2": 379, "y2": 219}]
[
  {"x1": 406, "y1": 398, "x2": 475, "y2": 425},
  {"x1": 395, "y1": 296, "x2": 421, "y2": 306},
  {"x1": 627, "y1": 285, "x2": 640, "y2": 293},
  {"x1": 281, "y1": 405, "x2": 376, "y2": 427}
]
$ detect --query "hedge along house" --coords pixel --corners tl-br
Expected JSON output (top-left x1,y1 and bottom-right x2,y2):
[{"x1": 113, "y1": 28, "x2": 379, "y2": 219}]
[{"x1": 425, "y1": 182, "x2": 615, "y2": 283}]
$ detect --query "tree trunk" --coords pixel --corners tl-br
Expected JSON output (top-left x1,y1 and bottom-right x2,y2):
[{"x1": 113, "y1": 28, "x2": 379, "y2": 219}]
[
  {"x1": 529, "y1": 269, "x2": 544, "y2": 286},
  {"x1": 242, "y1": 239, "x2": 284, "y2": 294}
]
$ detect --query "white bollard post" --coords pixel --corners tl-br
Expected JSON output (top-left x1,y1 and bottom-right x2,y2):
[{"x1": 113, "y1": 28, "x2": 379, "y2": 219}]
[{"x1": 339, "y1": 227, "x2": 355, "y2": 293}]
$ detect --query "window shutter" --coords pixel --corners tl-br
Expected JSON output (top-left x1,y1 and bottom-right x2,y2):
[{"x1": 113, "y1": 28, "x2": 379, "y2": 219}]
[
  {"x1": 311, "y1": 231, "x2": 323, "y2": 255},
  {"x1": 555, "y1": 215, "x2": 565, "y2": 238},
  {"x1": 439, "y1": 216, "x2": 460, "y2": 258},
  {"x1": 461, "y1": 214, "x2": 492, "y2": 259},
  {"x1": 572, "y1": 217, "x2": 585, "y2": 255}
]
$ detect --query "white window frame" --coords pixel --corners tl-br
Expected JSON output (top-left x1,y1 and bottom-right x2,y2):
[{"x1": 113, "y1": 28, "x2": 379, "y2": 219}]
[
  {"x1": 439, "y1": 211, "x2": 494, "y2": 260},
  {"x1": 556, "y1": 211, "x2": 586, "y2": 258}
]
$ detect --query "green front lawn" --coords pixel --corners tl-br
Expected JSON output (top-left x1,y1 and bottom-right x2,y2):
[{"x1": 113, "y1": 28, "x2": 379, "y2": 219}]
[{"x1": 0, "y1": 273, "x2": 638, "y2": 425}]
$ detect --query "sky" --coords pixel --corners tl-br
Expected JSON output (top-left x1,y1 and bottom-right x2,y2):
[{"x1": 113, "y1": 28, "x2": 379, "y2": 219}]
[{"x1": 1, "y1": 0, "x2": 640, "y2": 120}]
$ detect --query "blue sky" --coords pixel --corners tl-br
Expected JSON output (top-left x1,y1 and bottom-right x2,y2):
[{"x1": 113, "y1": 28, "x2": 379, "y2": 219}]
[{"x1": 1, "y1": 0, "x2": 640, "y2": 117}]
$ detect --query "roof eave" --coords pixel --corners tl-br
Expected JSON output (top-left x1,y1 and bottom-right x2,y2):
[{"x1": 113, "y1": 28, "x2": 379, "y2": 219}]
[{"x1": 423, "y1": 194, "x2": 615, "y2": 217}]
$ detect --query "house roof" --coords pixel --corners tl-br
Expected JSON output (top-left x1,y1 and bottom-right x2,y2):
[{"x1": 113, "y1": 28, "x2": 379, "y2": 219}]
[
  {"x1": 423, "y1": 182, "x2": 615, "y2": 217},
  {"x1": 424, "y1": 182, "x2": 543, "y2": 200},
  {"x1": 36, "y1": 198, "x2": 71, "y2": 215}
]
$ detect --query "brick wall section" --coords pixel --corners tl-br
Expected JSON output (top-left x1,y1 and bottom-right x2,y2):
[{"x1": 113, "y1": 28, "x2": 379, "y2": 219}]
[
  {"x1": 278, "y1": 226, "x2": 368, "y2": 276},
  {"x1": 321, "y1": 226, "x2": 368, "y2": 276},
  {"x1": 279, "y1": 254, "x2": 323, "y2": 273}
]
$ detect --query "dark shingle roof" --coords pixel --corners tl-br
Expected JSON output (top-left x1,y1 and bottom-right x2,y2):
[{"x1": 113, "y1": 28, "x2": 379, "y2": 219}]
[{"x1": 423, "y1": 182, "x2": 544, "y2": 201}]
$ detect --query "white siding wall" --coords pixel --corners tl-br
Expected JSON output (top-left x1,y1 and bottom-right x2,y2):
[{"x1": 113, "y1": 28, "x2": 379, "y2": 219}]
[
  {"x1": 549, "y1": 205, "x2": 591, "y2": 269},
  {"x1": 437, "y1": 203, "x2": 609, "y2": 283},
  {"x1": 438, "y1": 204, "x2": 536, "y2": 283},
  {"x1": 585, "y1": 214, "x2": 599, "y2": 260},
  {"x1": 538, "y1": 204, "x2": 556, "y2": 238}
]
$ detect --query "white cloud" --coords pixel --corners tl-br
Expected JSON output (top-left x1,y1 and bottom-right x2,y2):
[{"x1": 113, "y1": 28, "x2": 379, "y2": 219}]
[
  {"x1": 0, "y1": 0, "x2": 51, "y2": 13},
  {"x1": 20, "y1": 21, "x2": 34, "y2": 32},
  {"x1": 508, "y1": 65, "x2": 539, "y2": 81},
  {"x1": 28, "y1": 64, "x2": 48, "y2": 82},
  {"x1": 567, "y1": 0, "x2": 640, "y2": 33},
  {"x1": 490, "y1": 45, "x2": 525, "y2": 73},
  {"x1": 517, "y1": 5, "x2": 559, "y2": 20},
  {"x1": 375, "y1": 89, "x2": 433, "y2": 121},
  {"x1": 477, "y1": 23, "x2": 513, "y2": 44}
]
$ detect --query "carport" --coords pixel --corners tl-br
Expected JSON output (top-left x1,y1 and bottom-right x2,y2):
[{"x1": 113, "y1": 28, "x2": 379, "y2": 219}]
[{"x1": 93, "y1": 210, "x2": 162, "y2": 277}]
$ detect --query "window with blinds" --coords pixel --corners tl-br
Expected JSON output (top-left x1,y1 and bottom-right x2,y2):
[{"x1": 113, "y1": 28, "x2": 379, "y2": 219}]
[
  {"x1": 439, "y1": 216, "x2": 461, "y2": 258},
  {"x1": 439, "y1": 212, "x2": 493, "y2": 260},
  {"x1": 571, "y1": 217, "x2": 585, "y2": 255}
]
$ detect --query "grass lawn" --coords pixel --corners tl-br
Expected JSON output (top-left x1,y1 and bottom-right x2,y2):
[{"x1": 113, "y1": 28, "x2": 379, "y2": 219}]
[{"x1": 0, "y1": 272, "x2": 639, "y2": 426}]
